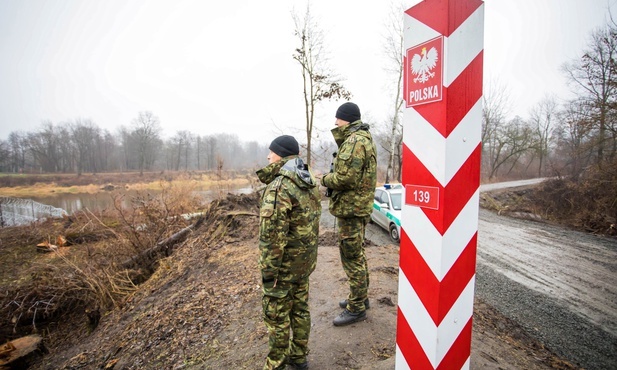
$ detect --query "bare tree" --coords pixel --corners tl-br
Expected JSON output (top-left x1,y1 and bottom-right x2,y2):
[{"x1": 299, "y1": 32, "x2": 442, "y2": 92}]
[
  {"x1": 486, "y1": 116, "x2": 536, "y2": 180},
  {"x1": 0, "y1": 140, "x2": 9, "y2": 172},
  {"x1": 98, "y1": 129, "x2": 118, "y2": 172},
  {"x1": 70, "y1": 119, "x2": 100, "y2": 176},
  {"x1": 562, "y1": 23, "x2": 617, "y2": 166},
  {"x1": 244, "y1": 140, "x2": 269, "y2": 169},
  {"x1": 553, "y1": 99, "x2": 596, "y2": 178},
  {"x1": 195, "y1": 135, "x2": 202, "y2": 170},
  {"x1": 529, "y1": 96, "x2": 558, "y2": 177},
  {"x1": 181, "y1": 131, "x2": 193, "y2": 170},
  {"x1": 131, "y1": 111, "x2": 162, "y2": 175},
  {"x1": 206, "y1": 136, "x2": 217, "y2": 171},
  {"x1": 292, "y1": 4, "x2": 351, "y2": 164},
  {"x1": 117, "y1": 125, "x2": 133, "y2": 172},
  {"x1": 7, "y1": 131, "x2": 27, "y2": 173},
  {"x1": 27, "y1": 121, "x2": 63, "y2": 173},
  {"x1": 166, "y1": 130, "x2": 193, "y2": 171},
  {"x1": 215, "y1": 133, "x2": 243, "y2": 169},
  {"x1": 382, "y1": 2, "x2": 406, "y2": 183},
  {"x1": 481, "y1": 79, "x2": 512, "y2": 179}
]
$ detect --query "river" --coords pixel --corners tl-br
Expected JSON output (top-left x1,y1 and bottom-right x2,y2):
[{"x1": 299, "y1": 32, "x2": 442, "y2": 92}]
[{"x1": 11, "y1": 185, "x2": 254, "y2": 215}]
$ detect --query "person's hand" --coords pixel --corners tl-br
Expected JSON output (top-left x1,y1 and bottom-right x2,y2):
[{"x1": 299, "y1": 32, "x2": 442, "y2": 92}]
[{"x1": 319, "y1": 174, "x2": 329, "y2": 186}]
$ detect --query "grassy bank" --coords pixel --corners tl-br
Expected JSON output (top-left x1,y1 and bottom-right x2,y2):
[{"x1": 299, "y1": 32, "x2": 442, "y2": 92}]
[{"x1": 0, "y1": 171, "x2": 257, "y2": 198}]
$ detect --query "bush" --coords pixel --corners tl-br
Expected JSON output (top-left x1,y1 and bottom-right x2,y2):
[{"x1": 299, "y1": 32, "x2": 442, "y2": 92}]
[{"x1": 529, "y1": 159, "x2": 617, "y2": 235}]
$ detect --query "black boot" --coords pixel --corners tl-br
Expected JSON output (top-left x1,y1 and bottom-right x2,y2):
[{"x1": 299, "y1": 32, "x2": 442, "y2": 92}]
[
  {"x1": 338, "y1": 298, "x2": 370, "y2": 309},
  {"x1": 333, "y1": 309, "x2": 367, "y2": 326},
  {"x1": 288, "y1": 361, "x2": 309, "y2": 370}
]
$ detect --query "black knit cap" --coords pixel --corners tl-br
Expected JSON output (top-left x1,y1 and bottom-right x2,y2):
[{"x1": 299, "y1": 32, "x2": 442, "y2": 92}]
[
  {"x1": 269, "y1": 135, "x2": 299, "y2": 158},
  {"x1": 335, "y1": 102, "x2": 361, "y2": 123}
]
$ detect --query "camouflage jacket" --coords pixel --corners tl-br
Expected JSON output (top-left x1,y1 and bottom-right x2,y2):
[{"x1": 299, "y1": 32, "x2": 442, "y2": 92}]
[
  {"x1": 256, "y1": 156, "x2": 321, "y2": 295},
  {"x1": 321, "y1": 120, "x2": 377, "y2": 218}
]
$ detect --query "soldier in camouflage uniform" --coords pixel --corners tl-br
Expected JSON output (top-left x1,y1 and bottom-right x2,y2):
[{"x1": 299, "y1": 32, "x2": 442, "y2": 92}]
[
  {"x1": 320, "y1": 102, "x2": 377, "y2": 326},
  {"x1": 256, "y1": 135, "x2": 321, "y2": 370}
]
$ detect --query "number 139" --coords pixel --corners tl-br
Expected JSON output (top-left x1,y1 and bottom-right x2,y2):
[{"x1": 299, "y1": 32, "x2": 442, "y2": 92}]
[{"x1": 413, "y1": 190, "x2": 430, "y2": 203}]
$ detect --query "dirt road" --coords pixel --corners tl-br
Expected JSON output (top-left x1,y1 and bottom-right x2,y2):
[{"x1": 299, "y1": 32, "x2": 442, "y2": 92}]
[{"x1": 475, "y1": 208, "x2": 617, "y2": 369}]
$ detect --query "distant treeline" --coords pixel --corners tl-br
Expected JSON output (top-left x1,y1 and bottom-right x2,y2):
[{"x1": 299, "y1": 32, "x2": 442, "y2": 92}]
[{"x1": 0, "y1": 112, "x2": 272, "y2": 175}]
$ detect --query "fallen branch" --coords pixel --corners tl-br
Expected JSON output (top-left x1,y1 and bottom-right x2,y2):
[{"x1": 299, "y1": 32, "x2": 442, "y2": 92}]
[
  {"x1": 120, "y1": 217, "x2": 205, "y2": 269},
  {"x1": 0, "y1": 335, "x2": 47, "y2": 369},
  {"x1": 226, "y1": 211, "x2": 258, "y2": 217}
]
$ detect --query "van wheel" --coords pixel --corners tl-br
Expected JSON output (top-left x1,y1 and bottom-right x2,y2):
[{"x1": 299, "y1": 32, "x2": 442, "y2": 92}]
[{"x1": 389, "y1": 224, "x2": 400, "y2": 242}]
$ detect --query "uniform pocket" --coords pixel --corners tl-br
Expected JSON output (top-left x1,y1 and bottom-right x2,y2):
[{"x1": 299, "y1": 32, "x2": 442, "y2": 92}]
[
  {"x1": 335, "y1": 147, "x2": 354, "y2": 176},
  {"x1": 262, "y1": 295, "x2": 278, "y2": 321},
  {"x1": 338, "y1": 150, "x2": 352, "y2": 161},
  {"x1": 259, "y1": 205, "x2": 275, "y2": 239},
  {"x1": 263, "y1": 286, "x2": 289, "y2": 299}
]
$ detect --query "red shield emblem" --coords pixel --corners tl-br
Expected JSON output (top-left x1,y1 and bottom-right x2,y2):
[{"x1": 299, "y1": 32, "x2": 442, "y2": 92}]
[{"x1": 405, "y1": 36, "x2": 443, "y2": 107}]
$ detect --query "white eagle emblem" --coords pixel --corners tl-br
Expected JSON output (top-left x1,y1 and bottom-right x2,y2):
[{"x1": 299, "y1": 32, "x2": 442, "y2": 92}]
[{"x1": 411, "y1": 46, "x2": 438, "y2": 83}]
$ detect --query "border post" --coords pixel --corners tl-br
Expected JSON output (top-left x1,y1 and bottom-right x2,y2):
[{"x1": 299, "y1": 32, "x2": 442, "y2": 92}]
[{"x1": 396, "y1": 1, "x2": 484, "y2": 369}]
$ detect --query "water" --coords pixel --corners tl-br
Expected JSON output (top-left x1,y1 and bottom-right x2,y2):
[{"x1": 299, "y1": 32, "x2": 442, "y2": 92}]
[
  {"x1": 30, "y1": 192, "x2": 125, "y2": 214},
  {"x1": 0, "y1": 197, "x2": 68, "y2": 227},
  {"x1": 20, "y1": 185, "x2": 255, "y2": 215}
]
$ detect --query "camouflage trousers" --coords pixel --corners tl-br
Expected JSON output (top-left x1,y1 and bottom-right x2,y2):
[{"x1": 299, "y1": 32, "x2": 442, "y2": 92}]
[
  {"x1": 262, "y1": 277, "x2": 311, "y2": 370},
  {"x1": 337, "y1": 216, "x2": 370, "y2": 312}
]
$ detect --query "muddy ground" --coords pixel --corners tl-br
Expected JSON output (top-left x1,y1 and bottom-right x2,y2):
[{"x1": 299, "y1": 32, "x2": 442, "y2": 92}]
[{"x1": 0, "y1": 189, "x2": 590, "y2": 370}]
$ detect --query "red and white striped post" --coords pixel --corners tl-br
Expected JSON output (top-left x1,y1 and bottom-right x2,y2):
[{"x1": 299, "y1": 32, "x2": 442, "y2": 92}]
[{"x1": 396, "y1": 1, "x2": 484, "y2": 369}]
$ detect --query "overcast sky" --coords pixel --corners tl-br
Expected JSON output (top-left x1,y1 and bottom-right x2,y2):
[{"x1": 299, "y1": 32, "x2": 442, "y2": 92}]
[{"x1": 0, "y1": 0, "x2": 615, "y2": 144}]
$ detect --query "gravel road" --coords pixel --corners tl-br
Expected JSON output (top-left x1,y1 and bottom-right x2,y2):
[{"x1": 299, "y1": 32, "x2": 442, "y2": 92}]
[{"x1": 476, "y1": 208, "x2": 617, "y2": 370}]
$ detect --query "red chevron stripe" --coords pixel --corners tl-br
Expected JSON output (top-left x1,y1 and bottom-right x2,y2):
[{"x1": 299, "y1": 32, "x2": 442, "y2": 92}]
[
  {"x1": 400, "y1": 228, "x2": 477, "y2": 325},
  {"x1": 437, "y1": 318, "x2": 473, "y2": 370},
  {"x1": 413, "y1": 51, "x2": 483, "y2": 138},
  {"x1": 402, "y1": 144, "x2": 481, "y2": 235},
  {"x1": 396, "y1": 308, "x2": 473, "y2": 369},
  {"x1": 405, "y1": 0, "x2": 483, "y2": 37},
  {"x1": 397, "y1": 307, "x2": 434, "y2": 369}
]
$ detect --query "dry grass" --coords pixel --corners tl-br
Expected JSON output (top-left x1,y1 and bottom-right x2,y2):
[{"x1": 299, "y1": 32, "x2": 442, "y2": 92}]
[
  {"x1": 0, "y1": 171, "x2": 255, "y2": 198},
  {"x1": 481, "y1": 160, "x2": 617, "y2": 237},
  {"x1": 528, "y1": 171, "x2": 617, "y2": 235},
  {"x1": 0, "y1": 177, "x2": 211, "y2": 342},
  {"x1": 0, "y1": 184, "x2": 103, "y2": 197}
]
